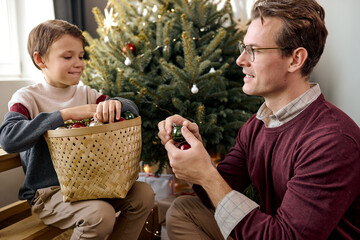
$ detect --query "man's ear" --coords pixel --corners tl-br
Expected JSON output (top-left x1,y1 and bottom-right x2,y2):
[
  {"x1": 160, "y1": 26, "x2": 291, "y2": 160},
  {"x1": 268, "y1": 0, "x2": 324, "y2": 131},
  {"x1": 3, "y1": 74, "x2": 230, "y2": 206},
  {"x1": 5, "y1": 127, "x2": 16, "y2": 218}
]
[
  {"x1": 288, "y1": 47, "x2": 308, "y2": 73},
  {"x1": 33, "y1": 52, "x2": 46, "y2": 69}
]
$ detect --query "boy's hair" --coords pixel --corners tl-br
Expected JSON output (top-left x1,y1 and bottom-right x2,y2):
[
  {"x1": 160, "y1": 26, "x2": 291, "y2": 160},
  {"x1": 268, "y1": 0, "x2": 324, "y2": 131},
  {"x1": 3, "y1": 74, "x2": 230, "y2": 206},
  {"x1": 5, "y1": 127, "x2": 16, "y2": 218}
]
[
  {"x1": 27, "y1": 19, "x2": 86, "y2": 70},
  {"x1": 252, "y1": 0, "x2": 328, "y2": 77}
]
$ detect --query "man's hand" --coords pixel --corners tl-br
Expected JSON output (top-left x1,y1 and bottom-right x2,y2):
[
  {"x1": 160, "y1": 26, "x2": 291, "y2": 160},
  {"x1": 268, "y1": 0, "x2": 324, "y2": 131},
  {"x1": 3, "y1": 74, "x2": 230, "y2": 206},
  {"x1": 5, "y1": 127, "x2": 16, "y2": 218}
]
[
  {"x1": 157, "y1": 114, "x2": 202, "y2": 145},
  {"x1": 165, "y1": 125, "x2": 232, "y2": 207},
  {"x1": 94, "y1": 100, "x2": 122, "y2": 123},
  {"x1": 165, "y1": 125, "x2": 213, "y2": 185}
]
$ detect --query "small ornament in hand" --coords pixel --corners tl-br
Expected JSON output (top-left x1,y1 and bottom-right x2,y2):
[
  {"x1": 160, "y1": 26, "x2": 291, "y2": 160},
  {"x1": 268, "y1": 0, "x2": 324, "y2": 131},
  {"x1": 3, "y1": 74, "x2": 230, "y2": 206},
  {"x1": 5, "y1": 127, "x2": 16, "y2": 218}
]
[{"x1": 171, "y1": 123, "x2": 191, "y2": 150}]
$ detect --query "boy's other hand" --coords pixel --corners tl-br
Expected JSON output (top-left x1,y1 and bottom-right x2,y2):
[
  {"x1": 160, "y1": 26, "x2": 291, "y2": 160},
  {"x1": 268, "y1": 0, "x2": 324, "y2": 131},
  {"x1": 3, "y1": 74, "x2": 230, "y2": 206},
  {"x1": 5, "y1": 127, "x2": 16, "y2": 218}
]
[
  {"x1": 60, "y1": 104, "x2": 97, "y2": 121},
  {"x1": 95, "y1": 100, "x2": 121, "y2": 123}
]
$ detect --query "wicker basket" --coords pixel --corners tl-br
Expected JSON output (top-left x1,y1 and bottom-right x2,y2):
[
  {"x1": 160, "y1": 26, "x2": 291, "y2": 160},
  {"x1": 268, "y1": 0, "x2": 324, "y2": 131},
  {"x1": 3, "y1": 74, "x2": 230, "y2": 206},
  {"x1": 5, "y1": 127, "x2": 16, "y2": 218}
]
[{"x1": 44, "y1": 117, "x2": 141, "y2": 202}]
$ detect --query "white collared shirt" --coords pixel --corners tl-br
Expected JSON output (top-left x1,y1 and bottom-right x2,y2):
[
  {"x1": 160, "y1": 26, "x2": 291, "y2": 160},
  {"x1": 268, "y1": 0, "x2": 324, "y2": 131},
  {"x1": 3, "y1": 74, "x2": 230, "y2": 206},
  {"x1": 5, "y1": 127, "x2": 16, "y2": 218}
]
[{"x1": 256, "y1": 83, "x2": 321, "y2": 128}]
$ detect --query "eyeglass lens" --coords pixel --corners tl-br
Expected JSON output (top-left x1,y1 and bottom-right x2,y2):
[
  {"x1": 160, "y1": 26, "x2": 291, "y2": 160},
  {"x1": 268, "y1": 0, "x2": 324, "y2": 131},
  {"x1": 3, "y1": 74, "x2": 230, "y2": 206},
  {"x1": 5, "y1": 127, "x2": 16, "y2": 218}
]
[{"x1": 239, "y1": 42, "x2": 254, "y2": 61}]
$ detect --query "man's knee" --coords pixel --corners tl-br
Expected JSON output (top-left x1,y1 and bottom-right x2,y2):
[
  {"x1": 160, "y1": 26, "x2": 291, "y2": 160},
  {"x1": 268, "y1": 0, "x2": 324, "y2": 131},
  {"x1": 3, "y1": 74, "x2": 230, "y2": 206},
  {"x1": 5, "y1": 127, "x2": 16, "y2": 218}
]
[
  {"x1": 166, "y1": 195, "x2": 195, "y2": 225},
  {"x1": 129, "y1": 181, "x2": 155, "y2": 212}
]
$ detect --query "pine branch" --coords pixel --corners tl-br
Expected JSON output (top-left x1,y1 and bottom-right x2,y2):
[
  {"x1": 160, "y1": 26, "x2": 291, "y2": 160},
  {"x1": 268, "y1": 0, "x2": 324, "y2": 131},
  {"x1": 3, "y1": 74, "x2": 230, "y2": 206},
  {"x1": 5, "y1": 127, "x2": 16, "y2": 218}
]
[
  {"x1": 196, "y1": 104, "x2": 205, "y2": 124},
  {"x1": 181, "y1": 31, "x2": 194, "y2": 73},
  {"x1": 92, "y1": 7, "x2": 105, "y2": 31},
  {"x1": 201, "y1": 28, "x2": 226, "y2": 60},
  {"x1": 117, "y1": 69, "x2": 124, "y2": 94},
  {"x1": 190, "y1": 56, "x2": 201, "y2": 86},
  {"x1": 182, "y1": 0, "x2": 195, "y2": 22},
  {"x1": 160, "y1": 59, "x2": 188, "y2": 85},
  {"x1": 198, "y1": 0, "x2": 206, "y2": 26}
]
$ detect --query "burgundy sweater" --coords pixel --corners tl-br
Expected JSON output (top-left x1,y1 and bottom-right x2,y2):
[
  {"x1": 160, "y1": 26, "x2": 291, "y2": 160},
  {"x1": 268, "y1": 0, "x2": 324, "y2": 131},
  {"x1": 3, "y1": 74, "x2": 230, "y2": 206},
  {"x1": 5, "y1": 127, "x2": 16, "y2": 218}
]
[{"x1": 196, "y1": 95, "x2": 360, "y2": 239}]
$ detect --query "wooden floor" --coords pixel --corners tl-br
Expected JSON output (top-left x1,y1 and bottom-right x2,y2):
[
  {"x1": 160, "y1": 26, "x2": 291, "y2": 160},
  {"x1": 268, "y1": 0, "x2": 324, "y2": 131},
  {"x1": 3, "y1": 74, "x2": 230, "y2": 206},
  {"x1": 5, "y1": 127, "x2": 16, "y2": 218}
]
[{"x1": 52, "y1": 230, "x2": 73, "y2": 240}]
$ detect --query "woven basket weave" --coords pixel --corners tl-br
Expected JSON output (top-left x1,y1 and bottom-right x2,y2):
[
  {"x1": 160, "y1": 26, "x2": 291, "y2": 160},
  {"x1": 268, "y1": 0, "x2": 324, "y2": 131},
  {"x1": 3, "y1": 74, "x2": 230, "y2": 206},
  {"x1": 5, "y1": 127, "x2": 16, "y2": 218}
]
[{"x1": 44, "y1": 117, "x2": 141, "y2": 202}]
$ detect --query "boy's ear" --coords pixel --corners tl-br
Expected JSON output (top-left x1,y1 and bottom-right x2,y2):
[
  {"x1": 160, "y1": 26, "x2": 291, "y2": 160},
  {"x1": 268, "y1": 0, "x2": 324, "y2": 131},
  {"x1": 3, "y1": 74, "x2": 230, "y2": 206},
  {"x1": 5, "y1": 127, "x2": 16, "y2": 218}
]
[
  {"x1": 288, "y1": 47, "x2": 308, "y2": 73},
  {"x1": 33, "y1": 52, "x2": 46, "y2": 69}
]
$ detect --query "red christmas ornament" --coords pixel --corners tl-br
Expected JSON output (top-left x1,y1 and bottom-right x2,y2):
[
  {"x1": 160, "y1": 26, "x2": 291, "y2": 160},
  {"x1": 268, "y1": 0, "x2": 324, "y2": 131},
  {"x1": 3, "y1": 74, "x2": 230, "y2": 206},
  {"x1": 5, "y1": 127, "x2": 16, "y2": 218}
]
[
  {"x1": 72, "y1": 122, "x2": 85, "y2": 128},
  {"x1": 122, "y1": 43, "x2": 135, "y2": 54},
  {"x1": 179, "y1": 142, "x2": 191, "y2": 150}
]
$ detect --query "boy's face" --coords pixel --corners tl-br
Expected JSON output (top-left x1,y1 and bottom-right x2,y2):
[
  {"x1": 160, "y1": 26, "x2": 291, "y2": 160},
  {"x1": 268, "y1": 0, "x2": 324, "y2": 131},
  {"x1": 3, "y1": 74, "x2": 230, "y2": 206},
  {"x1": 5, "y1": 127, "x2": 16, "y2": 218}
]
[{"x1": 41, "y1": 34, "x2": 85, "y2": 88}]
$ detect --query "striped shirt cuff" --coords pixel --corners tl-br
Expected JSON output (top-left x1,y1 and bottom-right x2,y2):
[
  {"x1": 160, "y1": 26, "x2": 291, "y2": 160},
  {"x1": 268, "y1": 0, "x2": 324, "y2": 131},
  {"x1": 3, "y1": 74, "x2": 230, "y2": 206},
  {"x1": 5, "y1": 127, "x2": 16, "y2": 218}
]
[{"x1": 215, "y1": 190, "x2": 259, "y2": 239}]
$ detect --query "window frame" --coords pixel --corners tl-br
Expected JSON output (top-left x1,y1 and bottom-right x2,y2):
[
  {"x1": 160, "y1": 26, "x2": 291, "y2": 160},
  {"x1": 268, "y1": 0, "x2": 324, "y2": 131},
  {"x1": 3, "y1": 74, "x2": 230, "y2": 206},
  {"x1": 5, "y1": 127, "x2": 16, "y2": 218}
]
[{"x1": 0, "y1": 0, "x2": 21, "y2": 78}]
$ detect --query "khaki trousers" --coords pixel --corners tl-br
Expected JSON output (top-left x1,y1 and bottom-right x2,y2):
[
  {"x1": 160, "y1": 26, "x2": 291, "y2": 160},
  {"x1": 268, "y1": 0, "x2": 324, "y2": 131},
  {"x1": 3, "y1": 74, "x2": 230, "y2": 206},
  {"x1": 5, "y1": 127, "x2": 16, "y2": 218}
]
[
  {"x1": 32, "y1": 181, "x2": 154, "y2": 240},
  {"x1": 166, "y1": 195, "x2": 231, "y2": 240}
]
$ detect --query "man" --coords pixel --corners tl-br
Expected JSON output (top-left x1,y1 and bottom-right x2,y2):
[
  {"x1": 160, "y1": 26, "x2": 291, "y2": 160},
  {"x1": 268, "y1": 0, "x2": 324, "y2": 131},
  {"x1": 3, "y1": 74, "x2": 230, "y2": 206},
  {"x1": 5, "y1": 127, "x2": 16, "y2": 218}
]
[{"x1": 157, "y1": 0, "x2": 360, "y2": 239}]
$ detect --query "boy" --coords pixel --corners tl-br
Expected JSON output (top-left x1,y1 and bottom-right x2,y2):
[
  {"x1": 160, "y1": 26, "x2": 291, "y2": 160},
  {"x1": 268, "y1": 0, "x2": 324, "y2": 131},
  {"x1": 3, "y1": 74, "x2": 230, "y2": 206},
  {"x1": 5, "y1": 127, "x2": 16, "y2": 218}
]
[{"x1": 0, "y1": 19, "x2": 154, "y2": 240}]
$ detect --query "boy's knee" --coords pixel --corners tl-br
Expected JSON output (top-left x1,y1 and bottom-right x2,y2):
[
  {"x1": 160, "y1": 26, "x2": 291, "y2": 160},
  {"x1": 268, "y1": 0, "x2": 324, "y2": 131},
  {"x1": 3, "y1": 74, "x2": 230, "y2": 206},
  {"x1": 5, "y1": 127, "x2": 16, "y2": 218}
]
[{"x1": 74, "y1": 201, "x2": 116, "y2": 239}]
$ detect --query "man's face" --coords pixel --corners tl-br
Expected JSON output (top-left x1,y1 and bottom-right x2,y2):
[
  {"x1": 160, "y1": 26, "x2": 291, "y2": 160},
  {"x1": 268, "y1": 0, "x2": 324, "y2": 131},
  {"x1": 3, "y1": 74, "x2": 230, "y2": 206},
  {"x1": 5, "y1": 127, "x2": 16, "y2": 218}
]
[
  {"x1": 236, "y1": 17, "x2": 292, "y2": 99},
  {"x1": 41, "y1": 34, "x2": 85, "y2": 88}
]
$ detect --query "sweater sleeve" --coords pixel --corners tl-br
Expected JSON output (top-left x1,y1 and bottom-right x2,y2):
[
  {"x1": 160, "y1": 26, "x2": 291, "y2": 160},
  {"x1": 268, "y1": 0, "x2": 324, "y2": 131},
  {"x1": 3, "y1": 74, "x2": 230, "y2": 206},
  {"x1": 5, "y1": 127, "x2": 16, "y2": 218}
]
[
  {"x1": 9, "y1": 103, "x2": 30, "y2": 119},
  {"x1": 0, "y1": 111, "x2": 64, "y2": 153},
  {"x1": 192, "y1": 125, "x2": 256, "y2": 239},
  {"x1": 192, "y1": 125, "x2": 253, "y2": 207}
]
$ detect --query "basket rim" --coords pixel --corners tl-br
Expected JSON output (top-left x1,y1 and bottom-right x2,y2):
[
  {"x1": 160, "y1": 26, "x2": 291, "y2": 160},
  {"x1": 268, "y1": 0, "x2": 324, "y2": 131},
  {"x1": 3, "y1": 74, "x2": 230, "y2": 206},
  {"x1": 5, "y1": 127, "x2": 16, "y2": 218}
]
[{"x1": 45, "y1": 116, "x2": 141, "y2": 138}]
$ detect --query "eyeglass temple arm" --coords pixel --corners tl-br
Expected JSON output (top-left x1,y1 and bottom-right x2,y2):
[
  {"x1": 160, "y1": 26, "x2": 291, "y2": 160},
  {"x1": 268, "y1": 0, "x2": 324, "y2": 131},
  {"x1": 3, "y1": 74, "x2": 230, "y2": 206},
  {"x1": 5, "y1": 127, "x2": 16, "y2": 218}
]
[{"x1": 253, "y1": 47, "x2": 286, "y2": 50}]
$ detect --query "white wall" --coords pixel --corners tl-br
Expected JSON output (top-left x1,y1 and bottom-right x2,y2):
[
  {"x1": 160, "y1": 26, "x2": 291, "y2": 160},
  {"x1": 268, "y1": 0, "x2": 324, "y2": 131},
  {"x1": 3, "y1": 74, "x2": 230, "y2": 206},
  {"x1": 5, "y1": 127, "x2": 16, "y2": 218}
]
[{"x1": 312, "y1": 0, "x2": 360, "y2": 125}]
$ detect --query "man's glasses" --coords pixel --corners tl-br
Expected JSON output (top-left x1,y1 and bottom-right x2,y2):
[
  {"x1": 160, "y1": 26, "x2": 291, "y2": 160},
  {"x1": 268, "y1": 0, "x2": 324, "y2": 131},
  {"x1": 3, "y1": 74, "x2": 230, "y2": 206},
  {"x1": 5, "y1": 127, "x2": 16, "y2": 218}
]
[{"x1": 238, "y1": 42, "x2": 288, "y2": 62}]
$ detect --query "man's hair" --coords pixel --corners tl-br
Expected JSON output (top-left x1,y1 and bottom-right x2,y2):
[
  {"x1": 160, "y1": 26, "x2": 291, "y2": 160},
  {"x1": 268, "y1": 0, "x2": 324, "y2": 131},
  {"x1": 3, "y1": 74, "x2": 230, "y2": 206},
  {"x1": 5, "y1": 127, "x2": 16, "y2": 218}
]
[
  {"x1": 27, "y1": 19, "x2": 85, "y2": 70},
  {"x1": 251, "y1": 0, "x2": 328, "y2": 77}
]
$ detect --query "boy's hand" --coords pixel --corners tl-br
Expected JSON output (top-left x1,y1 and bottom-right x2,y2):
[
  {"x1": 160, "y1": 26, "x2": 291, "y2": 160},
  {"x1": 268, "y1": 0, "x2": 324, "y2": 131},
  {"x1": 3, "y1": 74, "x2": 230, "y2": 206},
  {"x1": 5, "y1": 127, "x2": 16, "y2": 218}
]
[
  {"x1": 95, "y1": 100, "x2": 122, "y2": 123},
  {"x1": 60, "y1": 104, "x2": 97, "y2": 121}
]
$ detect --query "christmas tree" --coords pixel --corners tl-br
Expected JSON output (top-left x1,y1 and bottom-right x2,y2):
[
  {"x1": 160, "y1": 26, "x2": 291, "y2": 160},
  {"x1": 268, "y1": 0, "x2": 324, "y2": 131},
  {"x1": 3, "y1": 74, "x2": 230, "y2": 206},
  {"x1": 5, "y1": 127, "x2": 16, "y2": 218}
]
[{"x1": 81, "y1": 0, "x2": 262, "y2": 172}]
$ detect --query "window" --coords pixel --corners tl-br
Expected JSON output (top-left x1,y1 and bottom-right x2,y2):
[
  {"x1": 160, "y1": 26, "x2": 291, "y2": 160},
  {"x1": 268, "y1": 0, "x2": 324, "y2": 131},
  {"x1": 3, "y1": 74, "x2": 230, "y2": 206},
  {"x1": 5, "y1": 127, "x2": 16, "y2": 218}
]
[
  {"x1": 0, "y1": 0, "x2": 21, "y2": 77},
  {"x1": 231, "y1": 0, "x2": 256, "y2": 21}
]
